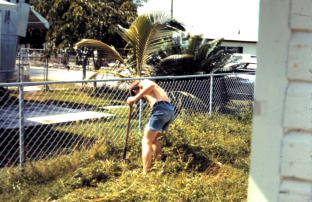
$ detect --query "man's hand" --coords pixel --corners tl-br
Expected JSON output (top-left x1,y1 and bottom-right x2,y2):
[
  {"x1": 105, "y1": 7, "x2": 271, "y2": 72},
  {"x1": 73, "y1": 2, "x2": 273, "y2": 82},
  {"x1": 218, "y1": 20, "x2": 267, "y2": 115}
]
[{"x1": 127, "y1": 96, "x2": 136, "y2": 106}]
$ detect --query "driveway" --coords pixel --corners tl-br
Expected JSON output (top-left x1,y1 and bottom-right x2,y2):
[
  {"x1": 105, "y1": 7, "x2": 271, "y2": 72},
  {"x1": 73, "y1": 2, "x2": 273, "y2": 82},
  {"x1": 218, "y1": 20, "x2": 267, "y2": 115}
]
[{"x1": 30, "y1": 66, "x2": 95, "y2": 81}]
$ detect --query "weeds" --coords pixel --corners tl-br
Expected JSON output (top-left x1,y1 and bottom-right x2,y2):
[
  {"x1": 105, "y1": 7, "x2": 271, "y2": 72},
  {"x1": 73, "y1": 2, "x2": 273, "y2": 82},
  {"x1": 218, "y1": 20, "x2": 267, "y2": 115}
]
[{"x1": 0, "y1": 112, "x2": 251, "y2": 201}]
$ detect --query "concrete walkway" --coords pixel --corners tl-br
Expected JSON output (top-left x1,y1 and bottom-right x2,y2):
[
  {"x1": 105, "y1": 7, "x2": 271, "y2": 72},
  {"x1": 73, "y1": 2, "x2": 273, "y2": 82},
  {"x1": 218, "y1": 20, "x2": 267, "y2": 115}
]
[
  {"x1": 29, "y1": 66, "x2": 95, "y2": 81},
  {"x1": 0, "y1": 102, "x2": 115, "y2": 129},
  {"x1": 1, "y1": 67, "x2": 125, "y2": 129}
]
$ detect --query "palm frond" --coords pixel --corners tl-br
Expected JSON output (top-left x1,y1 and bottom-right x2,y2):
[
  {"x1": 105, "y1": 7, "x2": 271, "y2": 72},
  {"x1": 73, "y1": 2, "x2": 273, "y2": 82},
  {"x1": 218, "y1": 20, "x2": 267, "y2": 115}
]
[
  {"x1": 116, "y1": 24, "x2": 139, "y2": 49},
  {"x1": 169, "y1": 90, "x2": 210, "y2": 110},
  {"x1": 185, "y1": 35, "x2": 203, "y2": 55},
  {"x1": 153, "y1": 54, "x2": 195, "y2": 76},
  {"x1": 161, "y1": 54, "x2": 194, "y2": 62},
  {"x1": 210, "y1": 54, "x2": 238, "y2": 73},
  {"x1": 200, "y1": 49, "x2": 226, "y2": 68},
  {"x1": 87, "y1": 70, "x2": 105, "y2": 80},
  {"x1": 196, "y1": 38, "x2": 224, "y2": 63},
  {"x1": 117, "y1": 12, "x2": 184, "y2": 76},
  {"x1": 216, "y1": 53, "x2": 232, "y2": 67},
  {"x1": 166, "y1": 19, "x2": 186, "y2": 31},
  {"x1": 74, "y1": 39, "x2": 124, "y2": 63},
  {"x1": 158, "y1": 54, "x2": 194, "y2": 73},
  {"x1": 87, "y1": 67, "x2": 133, "y2": 80}
]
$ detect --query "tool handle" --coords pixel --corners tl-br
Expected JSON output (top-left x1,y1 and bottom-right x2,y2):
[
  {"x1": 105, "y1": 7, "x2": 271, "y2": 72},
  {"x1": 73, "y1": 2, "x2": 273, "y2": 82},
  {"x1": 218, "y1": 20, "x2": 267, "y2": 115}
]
[{"x1": 122, "y1": 105, "x2": 132, "y2": 160}]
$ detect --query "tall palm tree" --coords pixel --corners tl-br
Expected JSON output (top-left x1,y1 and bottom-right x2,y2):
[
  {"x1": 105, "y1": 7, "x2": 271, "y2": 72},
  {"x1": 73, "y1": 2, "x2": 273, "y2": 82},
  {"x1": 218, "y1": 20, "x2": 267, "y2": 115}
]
[
  {"x1": 116, "y1": 12, "x2": 184, "y2": 76},
  {"x1": 75, "y1": 12, "x2": 184, "y2": 77}
]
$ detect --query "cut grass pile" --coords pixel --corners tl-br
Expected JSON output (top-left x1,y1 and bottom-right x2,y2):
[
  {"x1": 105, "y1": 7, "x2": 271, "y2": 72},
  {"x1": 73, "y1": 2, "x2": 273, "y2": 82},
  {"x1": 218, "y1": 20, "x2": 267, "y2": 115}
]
[{"x1": 0, "y1": 111, "x2": 252, "y2": 201}]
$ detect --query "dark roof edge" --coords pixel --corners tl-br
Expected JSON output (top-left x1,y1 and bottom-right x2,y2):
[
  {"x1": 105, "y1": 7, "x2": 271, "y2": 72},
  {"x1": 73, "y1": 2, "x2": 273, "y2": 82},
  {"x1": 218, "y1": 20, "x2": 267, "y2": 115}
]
[
  {"x1": 223, "y1": 39, "x2": 257, "y2": 44},
  {"x1": 206, "y1": 38, "x2": 257, "y2": 44}
]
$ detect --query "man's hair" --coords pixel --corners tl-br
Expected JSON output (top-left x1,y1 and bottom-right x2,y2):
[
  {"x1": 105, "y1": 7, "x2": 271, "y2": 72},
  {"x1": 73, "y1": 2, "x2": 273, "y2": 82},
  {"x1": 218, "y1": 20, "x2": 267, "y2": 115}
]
[{"x1": 129, "y1": 80, "x2": 140, "y2": 96}]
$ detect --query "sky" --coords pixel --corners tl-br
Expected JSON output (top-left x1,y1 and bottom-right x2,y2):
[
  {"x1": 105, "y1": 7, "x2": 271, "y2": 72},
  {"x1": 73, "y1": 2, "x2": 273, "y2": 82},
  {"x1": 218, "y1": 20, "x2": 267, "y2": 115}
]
[{"x1": 138, "y1": 0, "x2": 260, "y2": 41}]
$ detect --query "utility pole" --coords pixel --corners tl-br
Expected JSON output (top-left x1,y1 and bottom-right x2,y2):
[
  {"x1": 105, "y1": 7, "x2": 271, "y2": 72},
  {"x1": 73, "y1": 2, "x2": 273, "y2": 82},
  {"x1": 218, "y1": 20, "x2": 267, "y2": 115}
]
[{"x1": 170, "y1": 0, "x2": 173, "y2": 18}]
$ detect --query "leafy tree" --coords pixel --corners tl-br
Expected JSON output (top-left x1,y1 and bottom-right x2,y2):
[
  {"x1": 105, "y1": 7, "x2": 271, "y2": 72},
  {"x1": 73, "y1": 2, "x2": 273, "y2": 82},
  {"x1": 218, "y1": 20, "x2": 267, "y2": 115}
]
[
  {"x1": 29, "y1": 0, "x2": 137, "y2": 54},
  {"x1": 152, "y1": 35, "x2": 234, "y2": 76},
  {"x1": 27, "y1": 0, "x2": 137, "y2": 80}
]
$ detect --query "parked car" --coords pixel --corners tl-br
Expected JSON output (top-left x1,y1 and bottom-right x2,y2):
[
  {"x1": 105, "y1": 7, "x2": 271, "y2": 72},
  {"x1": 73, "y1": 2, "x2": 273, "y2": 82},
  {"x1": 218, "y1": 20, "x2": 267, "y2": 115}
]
[
  {"x1": 226, "y1": 53, "x2": 257, "y2": 71},
  {"x1": 223, "y1": 73, "x2": 255, "y2": 100}
]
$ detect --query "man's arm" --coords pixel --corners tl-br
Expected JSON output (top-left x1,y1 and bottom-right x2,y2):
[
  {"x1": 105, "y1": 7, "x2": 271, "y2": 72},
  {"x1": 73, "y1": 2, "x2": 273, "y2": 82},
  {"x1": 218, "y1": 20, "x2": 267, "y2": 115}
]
[
  {"x1": 127, "y1": 80, "x2": 155, "y2": 105},
  {"x1": 134, "y1": 80, "x2": 155, "y2": 101}
]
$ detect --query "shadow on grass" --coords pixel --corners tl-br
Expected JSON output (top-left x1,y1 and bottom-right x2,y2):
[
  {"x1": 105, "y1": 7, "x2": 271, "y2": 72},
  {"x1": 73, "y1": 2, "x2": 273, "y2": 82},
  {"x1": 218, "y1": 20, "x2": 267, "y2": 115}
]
[{"x1": 0, "y1": 125, "x2": 97, "y2": 167}]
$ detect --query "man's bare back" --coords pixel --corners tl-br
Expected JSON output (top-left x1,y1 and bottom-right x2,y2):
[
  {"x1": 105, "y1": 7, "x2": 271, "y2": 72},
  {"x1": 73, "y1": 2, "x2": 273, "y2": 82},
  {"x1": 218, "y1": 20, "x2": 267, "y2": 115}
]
[
  {"x1": 140, "y1": 80, "x2": 170, "y2": 107},
  {"x1": 127, "y1": 79, "x2": 170, "y2": 107}
]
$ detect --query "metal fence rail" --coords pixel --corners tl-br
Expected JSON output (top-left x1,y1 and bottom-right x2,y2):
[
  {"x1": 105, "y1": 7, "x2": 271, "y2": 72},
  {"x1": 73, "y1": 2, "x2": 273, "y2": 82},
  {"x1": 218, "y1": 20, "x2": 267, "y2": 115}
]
[{"x1": 0, "y1": 73, "x2": 254, "y2": 172}]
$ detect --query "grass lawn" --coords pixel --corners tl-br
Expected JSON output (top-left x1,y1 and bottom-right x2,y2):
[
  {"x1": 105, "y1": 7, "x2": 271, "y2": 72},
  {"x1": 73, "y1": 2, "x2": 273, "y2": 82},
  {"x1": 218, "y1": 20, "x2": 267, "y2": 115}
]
[{"x1": 0, "y1": 110, "x2": 252, "y2": 201}]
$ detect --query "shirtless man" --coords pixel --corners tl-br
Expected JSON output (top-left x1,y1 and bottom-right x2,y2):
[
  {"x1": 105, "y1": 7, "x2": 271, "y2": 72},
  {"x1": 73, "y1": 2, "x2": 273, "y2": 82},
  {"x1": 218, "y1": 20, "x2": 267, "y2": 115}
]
[{"x1": 127, "y1": 79, "x2": 175, "y2": 173}]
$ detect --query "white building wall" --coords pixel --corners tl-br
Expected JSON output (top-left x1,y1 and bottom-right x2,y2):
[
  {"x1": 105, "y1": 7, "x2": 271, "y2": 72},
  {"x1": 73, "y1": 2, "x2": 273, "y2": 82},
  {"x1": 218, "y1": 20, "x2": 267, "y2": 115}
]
[{"x1": 248, "y1": 0, "x2": 312, "y2": 201}]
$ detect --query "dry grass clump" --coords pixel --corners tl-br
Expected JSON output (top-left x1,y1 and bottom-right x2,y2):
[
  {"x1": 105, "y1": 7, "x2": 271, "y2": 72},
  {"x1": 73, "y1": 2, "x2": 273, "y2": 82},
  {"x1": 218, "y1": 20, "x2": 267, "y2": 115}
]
[{"x1": 0, "y1": 111, "x2": 251, "y2": 201}]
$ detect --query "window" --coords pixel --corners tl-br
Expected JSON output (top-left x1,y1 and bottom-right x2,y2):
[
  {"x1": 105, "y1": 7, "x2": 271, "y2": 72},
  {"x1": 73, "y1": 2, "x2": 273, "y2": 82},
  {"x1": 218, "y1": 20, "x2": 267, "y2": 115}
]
[{"x1": 220, "y1": 46, "x2": 243, "y2": 53}]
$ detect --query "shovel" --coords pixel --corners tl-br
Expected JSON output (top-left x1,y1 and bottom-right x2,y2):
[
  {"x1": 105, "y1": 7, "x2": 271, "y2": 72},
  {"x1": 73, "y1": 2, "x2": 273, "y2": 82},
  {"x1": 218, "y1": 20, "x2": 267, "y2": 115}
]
[{"x1": 122, "y1": 105, "x2": 133, "y2": 160}]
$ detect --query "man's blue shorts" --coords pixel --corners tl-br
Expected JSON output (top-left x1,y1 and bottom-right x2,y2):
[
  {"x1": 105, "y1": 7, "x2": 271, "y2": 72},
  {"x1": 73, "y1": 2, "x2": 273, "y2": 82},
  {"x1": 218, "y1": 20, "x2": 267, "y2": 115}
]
[{"x1": 147, "y1": 101, "x2": 175, "y2": 132}]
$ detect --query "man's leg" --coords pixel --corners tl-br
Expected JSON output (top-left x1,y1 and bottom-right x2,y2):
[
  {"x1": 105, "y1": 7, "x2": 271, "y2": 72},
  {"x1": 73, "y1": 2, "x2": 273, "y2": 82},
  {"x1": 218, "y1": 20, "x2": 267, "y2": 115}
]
[
  {"x1": 142, "y1": 126, "x2": 158, "y2": 173},
  {"x1": 152, "y1": 132, "x2": 162, "y2": 161}
]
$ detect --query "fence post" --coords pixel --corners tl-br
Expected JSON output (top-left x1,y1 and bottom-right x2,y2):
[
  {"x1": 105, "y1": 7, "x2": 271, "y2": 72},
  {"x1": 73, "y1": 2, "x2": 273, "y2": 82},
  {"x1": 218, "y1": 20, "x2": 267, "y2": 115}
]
[
  {"x1": 209, "y1": 75, "x2": 213, "y2": 114},
  {"x1": 44, "y1": 57, "x2": 49, "y2": 91},
  {"x1": 18, "y1": 53, "x2": 24, "y2": 82},
  {"x1": 19, "y1": 85, "x2": 25, "y2": 172},
  {"x1": 138, "y1": 99, "x2": 142, "y2": 132},
  {"x1": 18, "y1": 51, "x2": 21, "y2": 82},
  {"x1": 43, "y1": 57, "x2": 46, "y2": 81}
]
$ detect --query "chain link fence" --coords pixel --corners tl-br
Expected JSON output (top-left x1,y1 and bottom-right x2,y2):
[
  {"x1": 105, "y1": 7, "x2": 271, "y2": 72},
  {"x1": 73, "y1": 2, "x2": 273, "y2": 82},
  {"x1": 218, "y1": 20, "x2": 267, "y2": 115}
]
[
  {"x1": 15, "y1": 48, "x2": 114, "y2": 82},
  {"x1": 19, "y1": 48, "x2": 80, "y2": 70},
  {"x1": 18, "y1": 48, "x2": 110, "y2": 71},
  {"x1": 0, "y1": 73, "x2": 254, "y2": 174}
]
